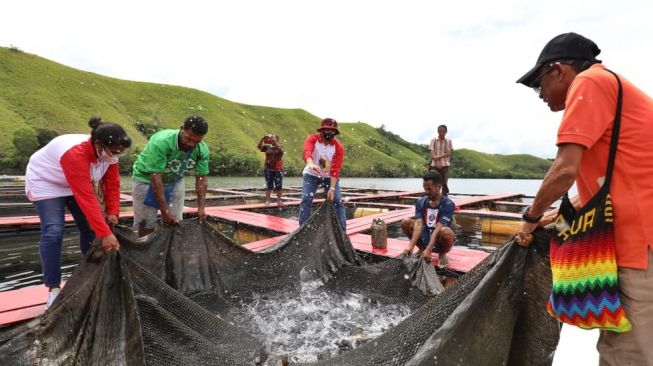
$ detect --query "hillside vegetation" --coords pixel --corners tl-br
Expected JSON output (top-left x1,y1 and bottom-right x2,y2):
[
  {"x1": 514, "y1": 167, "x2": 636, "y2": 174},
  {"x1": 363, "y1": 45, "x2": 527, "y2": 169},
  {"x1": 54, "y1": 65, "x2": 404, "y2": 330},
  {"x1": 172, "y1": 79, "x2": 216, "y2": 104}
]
[{"x1": 0, "y1": 46, "x2": 551, "y2": 178}]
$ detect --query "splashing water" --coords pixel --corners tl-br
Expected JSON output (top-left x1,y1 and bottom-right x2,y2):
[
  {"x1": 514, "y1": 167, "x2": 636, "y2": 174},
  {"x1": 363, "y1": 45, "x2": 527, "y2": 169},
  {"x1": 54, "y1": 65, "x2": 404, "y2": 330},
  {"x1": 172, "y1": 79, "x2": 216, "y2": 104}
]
[{"x1": 225, "y1": 282, "x2": 412, "y2": 362}]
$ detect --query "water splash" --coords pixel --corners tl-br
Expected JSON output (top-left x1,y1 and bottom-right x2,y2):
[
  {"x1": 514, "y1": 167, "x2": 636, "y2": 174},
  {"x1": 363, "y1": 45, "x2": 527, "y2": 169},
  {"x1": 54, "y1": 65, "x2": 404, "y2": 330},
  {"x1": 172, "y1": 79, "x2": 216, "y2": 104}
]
[{"x1": 225, "y1": 282, "x2": 412, "y2": 362}]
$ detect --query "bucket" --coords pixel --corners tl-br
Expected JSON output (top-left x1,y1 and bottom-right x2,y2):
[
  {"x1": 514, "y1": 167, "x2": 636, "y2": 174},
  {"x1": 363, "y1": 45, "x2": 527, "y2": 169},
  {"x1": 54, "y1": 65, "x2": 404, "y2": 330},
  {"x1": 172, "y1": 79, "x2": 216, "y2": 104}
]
[{"x1": 370, "y1": 218, "x2": 388, "y2": 249}]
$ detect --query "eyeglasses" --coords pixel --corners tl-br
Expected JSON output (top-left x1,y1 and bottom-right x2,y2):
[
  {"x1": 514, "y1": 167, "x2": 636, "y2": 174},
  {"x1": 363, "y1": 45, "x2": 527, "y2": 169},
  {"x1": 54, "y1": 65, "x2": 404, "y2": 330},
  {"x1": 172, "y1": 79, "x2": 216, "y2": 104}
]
[
  {"x1": 532, "y1": 65, "x2": 555, "y2": 94},
  {"x1": 104, "y1": 146, "x2": 127, "y2": 157},
  {"x1": 532, "y1": 60, "x2": 576, "y2": 94}
]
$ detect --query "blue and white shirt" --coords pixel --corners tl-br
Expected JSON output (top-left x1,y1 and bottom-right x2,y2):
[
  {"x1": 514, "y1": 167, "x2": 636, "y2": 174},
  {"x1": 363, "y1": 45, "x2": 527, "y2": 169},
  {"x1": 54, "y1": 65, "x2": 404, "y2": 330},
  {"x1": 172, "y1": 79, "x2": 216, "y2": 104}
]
[{"x1": 414, "y1": 195, "x2": 455, "y2": 248}]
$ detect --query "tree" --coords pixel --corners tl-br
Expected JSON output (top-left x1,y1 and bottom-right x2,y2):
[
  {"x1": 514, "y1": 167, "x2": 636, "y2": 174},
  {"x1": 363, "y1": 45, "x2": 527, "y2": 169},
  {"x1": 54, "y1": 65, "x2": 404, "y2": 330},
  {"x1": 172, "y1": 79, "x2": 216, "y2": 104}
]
[
  {"x1": 36, "y1": 128, "x2": 59, "y2": 148},
  {"x1": 12, "y1": 128, "x2": 39, "y2": 157}
]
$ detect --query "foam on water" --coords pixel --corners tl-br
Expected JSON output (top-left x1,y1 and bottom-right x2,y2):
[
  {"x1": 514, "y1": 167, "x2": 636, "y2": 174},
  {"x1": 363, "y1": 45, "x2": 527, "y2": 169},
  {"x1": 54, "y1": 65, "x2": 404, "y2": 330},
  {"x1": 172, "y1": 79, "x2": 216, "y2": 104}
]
[{"x1": 225, "y1": 281, "x2": 412, "y2": 362}]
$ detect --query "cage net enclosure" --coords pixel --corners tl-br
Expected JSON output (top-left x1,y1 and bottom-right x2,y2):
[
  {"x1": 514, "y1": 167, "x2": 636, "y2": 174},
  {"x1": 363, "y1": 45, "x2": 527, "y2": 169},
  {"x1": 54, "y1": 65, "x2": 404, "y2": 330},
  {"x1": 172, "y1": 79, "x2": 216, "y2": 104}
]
[{"x1": 0, "y1": 203, "x2": 559, "y2": 365}]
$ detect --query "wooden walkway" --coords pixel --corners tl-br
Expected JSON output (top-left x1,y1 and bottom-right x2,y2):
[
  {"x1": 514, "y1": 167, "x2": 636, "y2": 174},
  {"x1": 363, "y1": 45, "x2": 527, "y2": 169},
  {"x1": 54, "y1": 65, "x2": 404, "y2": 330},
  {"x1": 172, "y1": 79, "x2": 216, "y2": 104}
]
[
  {"x1": 0, "y1": 192, "x2": 524, "y2": 230},
  {"x1": 0, "y1": 285, "x2": 55, "y2": 326}
]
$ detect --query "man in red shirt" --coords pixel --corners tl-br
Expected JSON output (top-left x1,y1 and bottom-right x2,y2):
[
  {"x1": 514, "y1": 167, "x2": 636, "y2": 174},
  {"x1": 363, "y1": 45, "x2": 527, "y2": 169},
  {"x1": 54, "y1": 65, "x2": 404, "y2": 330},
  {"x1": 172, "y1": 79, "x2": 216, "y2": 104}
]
[
  {"x1": 516, "y1": 32, "x2": 653, "y2": 365},
  {"x1": 257, "y1": 134, "x2": 285, "y2": 207},
  {"x1": 299, "y1": 118, "x2": 346, "y2": 229}
]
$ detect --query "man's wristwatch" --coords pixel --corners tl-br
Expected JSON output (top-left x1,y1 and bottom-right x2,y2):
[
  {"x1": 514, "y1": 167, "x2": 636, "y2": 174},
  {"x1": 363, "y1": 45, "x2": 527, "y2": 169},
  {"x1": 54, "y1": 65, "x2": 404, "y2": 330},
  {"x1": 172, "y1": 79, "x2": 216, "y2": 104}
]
[{"x1": 522, "y1": 206, "x2": 543, "y2": 224}]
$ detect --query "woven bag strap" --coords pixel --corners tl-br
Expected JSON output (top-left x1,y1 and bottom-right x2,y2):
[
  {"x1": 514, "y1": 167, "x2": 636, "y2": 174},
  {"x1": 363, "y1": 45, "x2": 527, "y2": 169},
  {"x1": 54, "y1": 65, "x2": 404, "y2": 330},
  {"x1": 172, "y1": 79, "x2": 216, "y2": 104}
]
[{"x1": 603, "y1": 69, "x2": 623, "y2": 188}]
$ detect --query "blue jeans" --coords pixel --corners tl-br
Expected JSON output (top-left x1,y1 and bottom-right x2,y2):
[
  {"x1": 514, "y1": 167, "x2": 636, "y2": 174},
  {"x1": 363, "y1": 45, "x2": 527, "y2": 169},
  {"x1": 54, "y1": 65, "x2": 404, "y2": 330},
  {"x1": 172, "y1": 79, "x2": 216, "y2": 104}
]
[
  {"x1": 33, "y1": 196, "x2": 95, "y2": 288},
  {"x1": 298, "y1": 174, "x2": 346, "y2": 230}
]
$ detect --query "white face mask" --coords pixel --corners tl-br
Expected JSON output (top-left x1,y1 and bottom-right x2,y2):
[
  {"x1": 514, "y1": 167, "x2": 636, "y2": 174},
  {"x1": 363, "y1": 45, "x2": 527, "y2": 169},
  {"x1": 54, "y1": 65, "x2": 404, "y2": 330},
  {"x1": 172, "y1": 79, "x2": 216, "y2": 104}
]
[{"x1": 98, "y1": 149, "x2": 119, "y2": 164}]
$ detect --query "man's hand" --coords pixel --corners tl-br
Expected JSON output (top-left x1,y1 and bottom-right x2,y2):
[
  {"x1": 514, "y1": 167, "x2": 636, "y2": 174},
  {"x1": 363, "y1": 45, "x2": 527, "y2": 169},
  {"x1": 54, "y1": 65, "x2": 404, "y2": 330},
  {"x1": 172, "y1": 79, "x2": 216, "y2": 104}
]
[
  {"x1": 402, "y1": 247, "x2": 413, "y2": 257},
  {"x1": 421, "y1": 250, "x2": 432, "y2": 262},
  {"x1": 106, "y1": 214, "x2": 119, "y2": 226},
  {"x1": 161, "y1": 208, "x2": 179, "y2": 226},
  {"x1": 197, "y1": 206, "x2": 207, "y2": 224},
  {"x1": 516, "y1": 221, "x2": 537, "y2": 247},
  {"x1": 306, "y1": 162, "x2": 321, "y2": 173},
  {"x1": 434, "y1": 160, "x2": 443, "y2": 169},
  {"x1": 101, "y1": 234, "x2": 120, "y2": 253},
  {"x1": 327, "y1": 188, "x2": 335, "y2": 201}
]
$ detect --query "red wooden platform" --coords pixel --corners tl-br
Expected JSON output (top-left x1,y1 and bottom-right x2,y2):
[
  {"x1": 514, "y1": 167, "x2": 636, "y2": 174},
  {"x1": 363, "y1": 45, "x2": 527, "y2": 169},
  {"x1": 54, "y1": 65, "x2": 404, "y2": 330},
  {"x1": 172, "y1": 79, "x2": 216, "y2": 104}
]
[
  {"x1": 346, "y1": 208, "x2": 414, "y2": 235},
  {"x1": 0, "y1": 192, "x2": 524, "y2": 230},
  {"x1": 0, "y1": 284, "x2": 64, "y2": 327},
  {"x1": 207, "y1": 208, "x2": 299, "y2": 234}
]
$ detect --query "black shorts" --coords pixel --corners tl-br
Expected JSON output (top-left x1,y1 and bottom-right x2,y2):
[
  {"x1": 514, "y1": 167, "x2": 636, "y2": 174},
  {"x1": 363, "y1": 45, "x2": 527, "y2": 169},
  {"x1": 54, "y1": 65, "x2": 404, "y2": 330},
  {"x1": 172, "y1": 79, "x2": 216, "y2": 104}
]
[{"x1": 264, "y1": 169, "x2": 283, "y2": 190}]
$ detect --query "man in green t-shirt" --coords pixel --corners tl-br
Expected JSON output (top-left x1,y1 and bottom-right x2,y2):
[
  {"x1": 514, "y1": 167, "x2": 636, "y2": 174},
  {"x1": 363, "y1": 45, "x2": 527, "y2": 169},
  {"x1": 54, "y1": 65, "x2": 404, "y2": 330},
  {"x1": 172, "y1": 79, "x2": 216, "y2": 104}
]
[{"x1": 132, "y1": 115, "x2": 210, "y2": 237}]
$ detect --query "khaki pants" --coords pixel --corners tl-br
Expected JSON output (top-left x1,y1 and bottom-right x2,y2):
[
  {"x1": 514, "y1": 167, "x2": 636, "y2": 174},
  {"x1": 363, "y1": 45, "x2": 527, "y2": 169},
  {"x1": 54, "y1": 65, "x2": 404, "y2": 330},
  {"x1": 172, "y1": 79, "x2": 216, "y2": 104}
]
[{"x1": 598, "y1": 248, "x2": 653, "y2": 366}]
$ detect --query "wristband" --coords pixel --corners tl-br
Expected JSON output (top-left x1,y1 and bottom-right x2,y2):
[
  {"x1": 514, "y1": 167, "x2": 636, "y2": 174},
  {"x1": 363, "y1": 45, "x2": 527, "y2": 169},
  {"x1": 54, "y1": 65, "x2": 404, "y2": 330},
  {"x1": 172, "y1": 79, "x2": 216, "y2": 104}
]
[{"x1": 522, "y1": 206, "x2": 543, "y2": 224}]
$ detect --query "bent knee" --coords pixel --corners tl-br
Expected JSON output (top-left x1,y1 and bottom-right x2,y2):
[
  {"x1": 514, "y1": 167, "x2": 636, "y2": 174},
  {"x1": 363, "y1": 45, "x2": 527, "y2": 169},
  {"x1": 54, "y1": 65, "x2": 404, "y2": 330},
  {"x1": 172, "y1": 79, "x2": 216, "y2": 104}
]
[
  {"x1": 440, "y1": 226, "x2": 455, "y2": 239},
  {"x1": 41, "y1": 223, "x2": 65, "y2": 240}
]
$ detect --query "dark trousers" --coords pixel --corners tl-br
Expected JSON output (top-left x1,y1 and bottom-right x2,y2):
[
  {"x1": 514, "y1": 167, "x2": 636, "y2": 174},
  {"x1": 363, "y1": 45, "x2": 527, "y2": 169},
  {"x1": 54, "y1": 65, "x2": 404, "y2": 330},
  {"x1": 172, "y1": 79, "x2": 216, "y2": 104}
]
[{"x1": 429, "y1": 165, "x2": 450, "y2": 195}]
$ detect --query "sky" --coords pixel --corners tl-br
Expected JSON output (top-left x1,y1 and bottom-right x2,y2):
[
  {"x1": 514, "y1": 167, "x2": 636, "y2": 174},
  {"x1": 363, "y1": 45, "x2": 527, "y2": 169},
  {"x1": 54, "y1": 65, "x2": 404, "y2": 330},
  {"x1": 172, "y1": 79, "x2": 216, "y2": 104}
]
[{"x1": 2, "y1": 0, "x2": 652, "y2": 159}]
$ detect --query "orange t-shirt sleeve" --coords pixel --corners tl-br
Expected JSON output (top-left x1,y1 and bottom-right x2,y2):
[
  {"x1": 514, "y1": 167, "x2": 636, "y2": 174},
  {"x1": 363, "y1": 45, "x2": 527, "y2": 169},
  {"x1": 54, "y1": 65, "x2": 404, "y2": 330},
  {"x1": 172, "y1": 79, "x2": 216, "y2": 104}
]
[{"x1": 557, "y1": 73, "x2": 618, "y2": 149}]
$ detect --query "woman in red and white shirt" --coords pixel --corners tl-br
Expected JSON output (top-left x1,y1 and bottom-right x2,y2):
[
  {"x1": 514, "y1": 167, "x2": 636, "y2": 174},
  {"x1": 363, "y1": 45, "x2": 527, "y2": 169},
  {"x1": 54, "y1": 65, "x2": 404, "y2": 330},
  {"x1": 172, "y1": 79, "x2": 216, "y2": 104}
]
[{"x1": 25, "y1": 117, "x2": 131, "y2": 309}]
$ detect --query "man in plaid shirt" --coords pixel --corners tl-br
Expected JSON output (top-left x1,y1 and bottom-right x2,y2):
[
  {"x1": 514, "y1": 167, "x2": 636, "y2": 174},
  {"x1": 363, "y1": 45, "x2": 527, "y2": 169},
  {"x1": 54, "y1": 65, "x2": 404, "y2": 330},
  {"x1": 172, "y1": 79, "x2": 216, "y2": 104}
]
[{"x1": 428, "y1": 124, "x2": 453, "y2": 195}]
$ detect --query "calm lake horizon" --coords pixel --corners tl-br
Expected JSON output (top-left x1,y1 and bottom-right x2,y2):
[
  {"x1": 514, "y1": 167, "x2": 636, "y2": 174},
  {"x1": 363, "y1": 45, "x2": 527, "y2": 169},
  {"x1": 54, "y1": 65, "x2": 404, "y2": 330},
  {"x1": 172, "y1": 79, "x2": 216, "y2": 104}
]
[{"x1": 119, "y1": 176, "x2": 577, "y2": 198}]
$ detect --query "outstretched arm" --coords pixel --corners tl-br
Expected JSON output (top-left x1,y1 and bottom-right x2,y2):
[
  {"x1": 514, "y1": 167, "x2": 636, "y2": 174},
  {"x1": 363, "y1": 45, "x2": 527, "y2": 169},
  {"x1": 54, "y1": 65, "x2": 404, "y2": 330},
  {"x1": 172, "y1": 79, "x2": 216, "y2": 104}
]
[
  {"x1": 150, "y1": 173, "x2": 177, "y2": 225},
  {"x1": 517, "y1": 143, "x2": 584, "y2": 245},
  {"x1": 403, "y1": 219, "x2": 423, "y2": 255}
]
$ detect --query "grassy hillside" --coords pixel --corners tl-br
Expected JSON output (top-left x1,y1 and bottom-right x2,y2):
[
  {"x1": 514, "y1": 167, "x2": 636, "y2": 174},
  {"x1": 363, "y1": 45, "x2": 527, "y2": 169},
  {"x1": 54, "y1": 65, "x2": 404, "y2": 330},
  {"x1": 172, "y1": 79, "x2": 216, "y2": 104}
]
[
  {"x1": 451, "y1": 149, "x2": 552, "y2": 179},
  {"x1": 0, "y1": 46, "x2": 551, "y2": 178}
]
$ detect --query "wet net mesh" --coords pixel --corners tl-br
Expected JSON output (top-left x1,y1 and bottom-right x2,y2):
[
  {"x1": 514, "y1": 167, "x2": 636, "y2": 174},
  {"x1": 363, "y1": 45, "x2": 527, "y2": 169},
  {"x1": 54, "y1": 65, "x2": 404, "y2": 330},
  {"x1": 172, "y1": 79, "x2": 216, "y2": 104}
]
[{"x1": 0, "y1": 203, "x2": 559, "y2": 365}]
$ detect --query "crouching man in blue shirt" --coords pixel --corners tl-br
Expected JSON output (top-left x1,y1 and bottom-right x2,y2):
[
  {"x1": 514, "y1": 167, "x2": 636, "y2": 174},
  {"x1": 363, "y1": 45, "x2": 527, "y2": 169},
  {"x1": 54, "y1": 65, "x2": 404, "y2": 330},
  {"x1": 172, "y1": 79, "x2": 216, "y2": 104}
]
[{"x1": 402, "y1": 170, "x2": 456, "y2": 267}]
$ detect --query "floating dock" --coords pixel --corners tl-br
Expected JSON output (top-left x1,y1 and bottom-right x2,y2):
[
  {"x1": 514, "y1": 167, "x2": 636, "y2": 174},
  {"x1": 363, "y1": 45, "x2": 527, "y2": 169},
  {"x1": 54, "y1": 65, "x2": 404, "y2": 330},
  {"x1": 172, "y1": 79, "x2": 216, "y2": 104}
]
[{"x1": 0, "y1": 185, "x2": 535, "y2": 327}]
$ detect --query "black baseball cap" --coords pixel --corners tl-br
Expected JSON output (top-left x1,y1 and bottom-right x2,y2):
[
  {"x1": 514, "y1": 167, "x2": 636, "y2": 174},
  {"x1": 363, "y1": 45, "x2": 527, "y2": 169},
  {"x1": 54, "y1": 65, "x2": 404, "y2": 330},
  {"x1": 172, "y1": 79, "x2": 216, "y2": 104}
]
[{"x1": 516, "y1": 32, "x2": 601, "y2": 87}]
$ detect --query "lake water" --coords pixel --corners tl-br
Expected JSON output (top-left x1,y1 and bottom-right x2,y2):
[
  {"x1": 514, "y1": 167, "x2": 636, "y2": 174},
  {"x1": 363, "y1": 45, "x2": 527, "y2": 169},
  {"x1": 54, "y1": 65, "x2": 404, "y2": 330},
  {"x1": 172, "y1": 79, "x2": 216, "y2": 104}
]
[{"x1": 121, "y1": 176, "x2": 572, "y2": 197}]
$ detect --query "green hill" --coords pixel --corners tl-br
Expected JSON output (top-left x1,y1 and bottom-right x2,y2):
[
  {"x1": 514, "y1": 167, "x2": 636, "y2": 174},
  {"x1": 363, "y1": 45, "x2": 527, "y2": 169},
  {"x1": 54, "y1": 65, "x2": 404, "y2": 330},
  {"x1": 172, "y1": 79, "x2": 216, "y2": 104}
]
[
  {"x1": 0, "y1": 46, "x2": 551, "y2": 178},
  {"x1": 451, "y1": 149, "x2": 552, "y2": 179}
]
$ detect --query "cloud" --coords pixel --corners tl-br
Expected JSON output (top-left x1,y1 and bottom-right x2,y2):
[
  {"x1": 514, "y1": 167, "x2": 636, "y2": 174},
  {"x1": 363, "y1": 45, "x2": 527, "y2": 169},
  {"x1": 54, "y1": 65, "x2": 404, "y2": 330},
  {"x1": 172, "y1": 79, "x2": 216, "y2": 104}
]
[{"x1": 2, "y1": 0, "x2": 652, "y2": 159}]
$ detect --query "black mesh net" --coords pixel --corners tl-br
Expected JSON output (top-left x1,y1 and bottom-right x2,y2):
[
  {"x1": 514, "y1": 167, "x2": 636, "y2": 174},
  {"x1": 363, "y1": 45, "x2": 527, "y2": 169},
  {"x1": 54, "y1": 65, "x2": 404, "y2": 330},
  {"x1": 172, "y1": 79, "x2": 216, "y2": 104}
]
[{"x1": 0, "y1": 203, "x2": 559, "y2": 365}]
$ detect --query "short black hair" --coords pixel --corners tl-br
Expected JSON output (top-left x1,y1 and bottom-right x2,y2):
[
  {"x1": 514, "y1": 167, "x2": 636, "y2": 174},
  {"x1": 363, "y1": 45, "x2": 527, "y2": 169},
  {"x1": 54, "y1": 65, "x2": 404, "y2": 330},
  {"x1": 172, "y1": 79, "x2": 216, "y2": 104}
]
[
  {"x1": 437, "y1": 124, "x2": 447, "y2": 132},
  {"x1": 423, "y1": 170, "x2": 443, "y2": 185},
  {"x1": 183, "y1": 115, "x2": 208, "y2": 136},
  {"x1": 88, "y1": 117, "x2": 132, "y2": 148}
]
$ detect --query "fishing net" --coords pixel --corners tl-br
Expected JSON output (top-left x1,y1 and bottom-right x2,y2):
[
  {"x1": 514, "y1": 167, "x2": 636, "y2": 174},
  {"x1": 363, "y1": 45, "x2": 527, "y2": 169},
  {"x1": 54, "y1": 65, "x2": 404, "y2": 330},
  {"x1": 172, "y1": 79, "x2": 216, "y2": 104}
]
[
  {"x1": 0, "y1": 203, "x2": 559, "y2": 365},
  {"x1": 116, "y1": 203, "x2": 441, "y2": 315}
]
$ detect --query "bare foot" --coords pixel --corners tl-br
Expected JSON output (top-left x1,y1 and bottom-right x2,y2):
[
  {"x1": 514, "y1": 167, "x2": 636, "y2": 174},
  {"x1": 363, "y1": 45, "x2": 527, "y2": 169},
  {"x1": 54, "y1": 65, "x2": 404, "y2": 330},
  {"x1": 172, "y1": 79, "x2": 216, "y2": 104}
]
[{"x1": 277, "y1": 200, "x2": 284, "y2": 208}]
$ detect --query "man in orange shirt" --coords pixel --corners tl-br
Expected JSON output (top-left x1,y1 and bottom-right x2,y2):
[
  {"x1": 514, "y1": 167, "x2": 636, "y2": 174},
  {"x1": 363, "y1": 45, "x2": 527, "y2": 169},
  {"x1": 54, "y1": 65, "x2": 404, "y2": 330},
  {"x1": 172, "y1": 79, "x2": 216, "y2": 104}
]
[{"x1": 516, "y1": 32, "x2": 653, "y2": 365}]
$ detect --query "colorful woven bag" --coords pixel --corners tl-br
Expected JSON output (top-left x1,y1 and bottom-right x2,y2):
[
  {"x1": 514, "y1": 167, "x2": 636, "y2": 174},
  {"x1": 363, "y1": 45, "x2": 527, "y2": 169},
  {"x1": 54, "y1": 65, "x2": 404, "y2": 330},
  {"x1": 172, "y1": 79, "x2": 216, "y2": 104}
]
[{"x1": 547, "y1": 70, "x2": 631, "y2": 332}]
